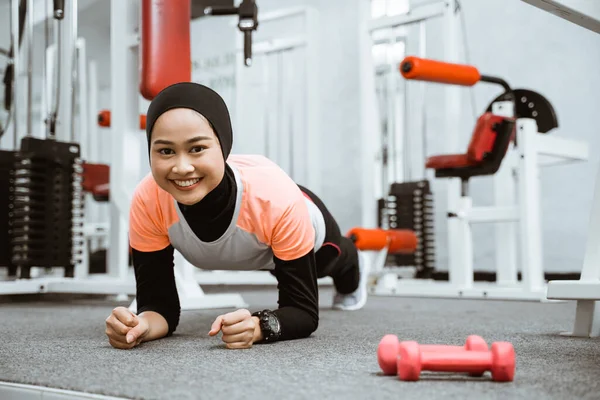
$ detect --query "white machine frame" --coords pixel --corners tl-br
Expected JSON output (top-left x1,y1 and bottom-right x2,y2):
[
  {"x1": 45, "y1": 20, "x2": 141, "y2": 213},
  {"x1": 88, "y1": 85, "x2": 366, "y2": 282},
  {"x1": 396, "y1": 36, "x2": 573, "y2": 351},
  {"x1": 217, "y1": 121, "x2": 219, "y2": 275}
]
[
  {"x1": 360, "y1": 0, "x2": 589, "y2": 301},
  {"x1": 522, "y1": 0, "x2": 600, "y2": 336}
]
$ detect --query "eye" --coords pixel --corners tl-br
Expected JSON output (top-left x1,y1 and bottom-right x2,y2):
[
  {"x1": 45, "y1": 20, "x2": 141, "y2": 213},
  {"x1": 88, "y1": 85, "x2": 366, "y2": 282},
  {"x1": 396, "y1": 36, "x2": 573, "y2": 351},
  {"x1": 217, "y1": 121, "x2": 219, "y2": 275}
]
[
  {"x1": 190, "y1": 146, "x2": 206, "y2": 154},
  {"x1": 158, "y1": 148, "x2": 174, "y2": 155}
]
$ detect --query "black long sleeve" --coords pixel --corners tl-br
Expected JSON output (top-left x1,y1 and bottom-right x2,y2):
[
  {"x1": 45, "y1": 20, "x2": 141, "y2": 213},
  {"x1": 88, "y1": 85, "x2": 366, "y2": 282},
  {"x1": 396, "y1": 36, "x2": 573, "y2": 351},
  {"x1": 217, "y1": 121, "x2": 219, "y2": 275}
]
[
  {"x1": 271, "y1": 249, "x2": 319, "y2": 341},
  {"x1": 131, "y1": 245, "x2": 181, "y2": 336}
]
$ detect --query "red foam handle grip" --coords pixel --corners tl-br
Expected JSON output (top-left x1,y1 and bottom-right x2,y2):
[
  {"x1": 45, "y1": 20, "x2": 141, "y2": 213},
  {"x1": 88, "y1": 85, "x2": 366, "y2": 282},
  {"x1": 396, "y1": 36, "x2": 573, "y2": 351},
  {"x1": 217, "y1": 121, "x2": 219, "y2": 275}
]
[
  {"x1": 347, "y1": 228, "x2": 418, "y2": 254},
  {"x1": 97, "y1": 110, "x2": 146, "y2": 130},
  {"x1": 400, "y1": 56, "x2": 481, "y2": 86},
  {"x1": 140, "y1": 0, "x2": 192, "y2": 100}
]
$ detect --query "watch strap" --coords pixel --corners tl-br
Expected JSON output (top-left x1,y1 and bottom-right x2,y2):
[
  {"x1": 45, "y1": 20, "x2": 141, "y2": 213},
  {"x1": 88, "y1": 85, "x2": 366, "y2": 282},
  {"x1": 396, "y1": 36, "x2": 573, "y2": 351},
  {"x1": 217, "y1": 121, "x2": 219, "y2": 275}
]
[{"x1": 252, "y1": 309, "x2": 281, "y2": 342}]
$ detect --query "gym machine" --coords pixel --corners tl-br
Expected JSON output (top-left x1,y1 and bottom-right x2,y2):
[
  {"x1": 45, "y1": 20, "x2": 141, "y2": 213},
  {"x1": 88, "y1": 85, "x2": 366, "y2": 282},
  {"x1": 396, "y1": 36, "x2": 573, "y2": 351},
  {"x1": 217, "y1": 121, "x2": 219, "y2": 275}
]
[
  {"x1": 360, "y1": 0, "x2": 589, "y2": 301},
  {"x1": 1, "y1": 0, "x2": 83, "y2": 281},
  {"x1": 0, "y1": 0, "x2": 133, "y2": 297},
  {"x1": 375, "y1": 55, "x2": 588, "y2": 301},
  {"x1": 522, "y1": 0, "x2": 600, "y2": 336}
]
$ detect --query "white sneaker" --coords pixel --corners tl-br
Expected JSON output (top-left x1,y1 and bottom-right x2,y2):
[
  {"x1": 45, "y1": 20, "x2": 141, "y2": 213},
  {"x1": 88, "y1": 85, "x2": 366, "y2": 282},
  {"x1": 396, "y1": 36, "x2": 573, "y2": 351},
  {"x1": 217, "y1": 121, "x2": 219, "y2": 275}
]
[{"x1": 332, "y1": 250, "x2": 370, "y2": 311}]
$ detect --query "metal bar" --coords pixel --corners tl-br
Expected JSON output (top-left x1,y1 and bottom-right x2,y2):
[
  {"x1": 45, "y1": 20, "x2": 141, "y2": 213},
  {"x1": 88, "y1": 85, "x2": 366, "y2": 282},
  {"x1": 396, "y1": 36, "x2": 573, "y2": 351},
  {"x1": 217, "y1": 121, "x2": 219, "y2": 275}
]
[
  {"x1": 517, "y1": 118, "x2": 546, "y2": 292},
  {"x1": 45, "y1": 44, "x2": 55, "y2": 139},
  {"x1": 10, "y1": 0, "x2": 20, "y2": 148},
  {"x1": 547, "y1": 281, "x2": 600, "y2": 300},
  {"x1": 443, "y1": 0, "x2": 463, "y2": 285},
  {"x1": 535, "y1": 134, "x2": 589, "y2": 161},
  {"x1": 70, "y1": 0, "x2": 78, "y2": 142},
  {"x1": 480, "y1": 75, "x2": 511, "y2": 92},
  {"x1": 26, "y1": 0, "x2": 33, "y2": 136},
  {"x1": 521, "y1": 0, "x2": 600, "y2": 35},
  {"x1": 76, "y1": 38, "x2": 88, "y2": 160}
]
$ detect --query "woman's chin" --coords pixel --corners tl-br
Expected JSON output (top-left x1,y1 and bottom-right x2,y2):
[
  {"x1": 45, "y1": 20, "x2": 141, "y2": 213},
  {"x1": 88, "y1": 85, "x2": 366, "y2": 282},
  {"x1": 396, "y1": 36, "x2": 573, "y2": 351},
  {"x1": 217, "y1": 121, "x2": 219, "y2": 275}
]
[
  {"x1": 174, "y1": 193, "x2": 201, "y2": 205},
  {"x1": 172, "y1": 189, "x2": 207, "y2": 205}
]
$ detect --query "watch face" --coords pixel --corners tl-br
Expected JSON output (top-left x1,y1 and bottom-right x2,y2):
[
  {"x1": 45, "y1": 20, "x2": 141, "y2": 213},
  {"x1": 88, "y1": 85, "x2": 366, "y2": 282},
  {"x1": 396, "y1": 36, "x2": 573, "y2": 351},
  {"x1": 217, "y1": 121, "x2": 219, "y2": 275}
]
[{"x1": 267, "y1": 315, "x2": 280, "y2": 333}]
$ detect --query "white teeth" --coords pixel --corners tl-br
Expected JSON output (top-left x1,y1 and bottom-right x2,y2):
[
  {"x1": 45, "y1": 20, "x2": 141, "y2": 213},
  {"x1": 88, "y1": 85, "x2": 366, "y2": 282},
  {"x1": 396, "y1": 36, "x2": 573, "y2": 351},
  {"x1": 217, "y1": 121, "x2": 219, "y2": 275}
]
[{"x1": 174, "y1": 178, "x2": 200, "y2": 187}]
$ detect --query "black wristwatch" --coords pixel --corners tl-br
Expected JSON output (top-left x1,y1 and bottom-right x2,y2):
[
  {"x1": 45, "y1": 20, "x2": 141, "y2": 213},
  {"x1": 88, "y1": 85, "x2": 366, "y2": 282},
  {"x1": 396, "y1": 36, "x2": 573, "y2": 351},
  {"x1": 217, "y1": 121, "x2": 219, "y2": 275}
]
[{"x1": 252, "y1": 309, "x2": 281, "y2": 343}]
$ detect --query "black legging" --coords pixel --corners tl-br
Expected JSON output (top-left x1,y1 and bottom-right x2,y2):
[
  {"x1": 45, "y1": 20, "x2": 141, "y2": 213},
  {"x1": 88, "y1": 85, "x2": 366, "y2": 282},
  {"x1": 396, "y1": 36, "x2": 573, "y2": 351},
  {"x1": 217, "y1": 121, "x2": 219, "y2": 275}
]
[{"x1": 298, "y1": 185, "x2": 360, "y2": 295}]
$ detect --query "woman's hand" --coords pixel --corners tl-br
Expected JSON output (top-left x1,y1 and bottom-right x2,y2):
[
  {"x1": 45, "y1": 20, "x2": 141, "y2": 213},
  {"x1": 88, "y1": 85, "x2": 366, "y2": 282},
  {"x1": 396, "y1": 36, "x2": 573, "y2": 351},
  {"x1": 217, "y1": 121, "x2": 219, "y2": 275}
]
[
  {"x1": 208, "y1": 309, "x2": 261, "y2": 349},
  {"x1": 105, "y1": 306, "x2": 150, "y2": 349}
]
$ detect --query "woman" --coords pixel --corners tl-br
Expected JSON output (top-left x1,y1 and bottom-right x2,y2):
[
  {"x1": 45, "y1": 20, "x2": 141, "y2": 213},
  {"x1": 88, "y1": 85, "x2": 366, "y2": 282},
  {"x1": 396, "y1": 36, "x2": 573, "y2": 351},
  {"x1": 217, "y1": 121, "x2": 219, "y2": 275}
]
[{"x1": 104, "y1": 82, "x2": 370, "y2": 350}]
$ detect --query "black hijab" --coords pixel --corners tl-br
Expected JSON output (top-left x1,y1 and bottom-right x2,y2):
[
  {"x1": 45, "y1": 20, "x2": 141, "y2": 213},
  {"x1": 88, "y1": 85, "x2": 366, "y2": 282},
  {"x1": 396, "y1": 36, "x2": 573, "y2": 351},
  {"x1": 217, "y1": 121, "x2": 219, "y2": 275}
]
[{"x1": 145, "y1": 82, "x2": 233, "y2": 160}]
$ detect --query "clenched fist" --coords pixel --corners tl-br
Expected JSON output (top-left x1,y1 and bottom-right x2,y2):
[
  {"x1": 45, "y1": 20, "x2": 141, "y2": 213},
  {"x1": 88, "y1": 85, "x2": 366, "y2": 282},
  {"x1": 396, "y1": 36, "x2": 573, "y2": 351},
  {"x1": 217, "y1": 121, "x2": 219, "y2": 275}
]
[
  {"x1": 208, "y1": 309, "x2": 262, "y2": 349},
  {"x1": 105, "y1": 306, "x2": 149, "y2": 349}
]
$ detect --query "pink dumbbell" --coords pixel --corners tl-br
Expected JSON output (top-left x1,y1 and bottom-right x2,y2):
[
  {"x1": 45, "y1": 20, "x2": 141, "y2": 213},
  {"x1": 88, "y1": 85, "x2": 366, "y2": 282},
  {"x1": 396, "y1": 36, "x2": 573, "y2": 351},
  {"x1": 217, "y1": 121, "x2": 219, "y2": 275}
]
[
  {"x1": 377, "y1": 334, "x2": 489, "y2": 376},
  {"x1": 397, "y1": 341, "x2": 516, "y2": 382}
]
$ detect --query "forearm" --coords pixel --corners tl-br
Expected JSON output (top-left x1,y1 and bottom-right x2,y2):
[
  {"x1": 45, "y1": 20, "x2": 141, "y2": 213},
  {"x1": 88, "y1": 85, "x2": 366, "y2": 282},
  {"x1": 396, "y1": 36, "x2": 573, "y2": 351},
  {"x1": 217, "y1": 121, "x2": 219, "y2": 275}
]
[
  {"x1": 252, "y1": 307, "x2": 319, "y2": 343},
  {"x1": 273, "y1": 307, "x2": 318, "y2": 340},
  {"x1": 261, "y1": 250, "x2": 319, "y2": 342},
  {"x1": 132, "y1": 246, "x2": 181, "y2": 336},
  {"x1": 252, "y1": 308, "x2": 317, "y2": 343},
  {"x1": 138, "y1": 311, "x2": 170, "y2": 342}
]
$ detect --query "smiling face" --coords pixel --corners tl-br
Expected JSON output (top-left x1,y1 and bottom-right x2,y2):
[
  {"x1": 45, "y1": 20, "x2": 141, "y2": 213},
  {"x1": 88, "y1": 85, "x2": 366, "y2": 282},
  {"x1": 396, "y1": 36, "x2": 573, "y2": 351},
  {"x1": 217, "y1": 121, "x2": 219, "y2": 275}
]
[{"x1": 150, "y1": 108, "x2": 225, "y2": 205}]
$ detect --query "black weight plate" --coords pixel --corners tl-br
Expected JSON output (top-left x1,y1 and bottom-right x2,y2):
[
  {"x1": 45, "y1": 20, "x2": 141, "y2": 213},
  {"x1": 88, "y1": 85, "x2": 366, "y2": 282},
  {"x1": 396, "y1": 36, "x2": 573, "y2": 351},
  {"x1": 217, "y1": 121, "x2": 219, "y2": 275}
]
[{"x1": 486, "y1": 89, "x2": 558, "y2": 133}]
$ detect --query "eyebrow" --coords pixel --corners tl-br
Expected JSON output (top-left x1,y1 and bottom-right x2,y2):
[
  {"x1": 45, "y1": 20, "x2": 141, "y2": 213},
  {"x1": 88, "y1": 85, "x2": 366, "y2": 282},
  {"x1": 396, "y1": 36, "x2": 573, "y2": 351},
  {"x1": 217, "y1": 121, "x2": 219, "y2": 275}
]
[{"x1": 153, "y1": 136, "x2": 213, "y2": 146}]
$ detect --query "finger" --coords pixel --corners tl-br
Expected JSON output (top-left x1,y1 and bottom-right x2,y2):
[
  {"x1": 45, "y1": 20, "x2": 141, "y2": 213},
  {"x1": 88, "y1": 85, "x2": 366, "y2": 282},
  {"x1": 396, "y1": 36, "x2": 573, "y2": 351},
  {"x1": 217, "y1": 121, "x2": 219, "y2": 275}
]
[
  {"x1": 225, "y1": 341, "x2": 253, "y2": 350},
  {"x1": 113, "y1": 307, "x2": 139, "y2": 328},
  {"x1": 108, "y1": 337, "x2": 135, "y2": 350},
  {"x1": 105, "y1": 315, "x2": 133, "y2": 336},
  {"x1": 208, "y1": 315, "x2": 224, "y2": 336},
  {"x1": 221, "y1": 309, "x2": 251, "y2": 326},
  {"x1": 107, "y1": 332, "x2": 130, "y2": 346},
  {"x1": 105, "y1": 326, "x2": 130, "y2": 344},
  {"x1": 221, "y1": 332, "x2": 252, "y2": 344},
  {"x1": 222, "y1": 318, "x2": 255, "y2": 336},
  {"x1": 125, "y1": 324, "x2": 147, "y2": 344}
]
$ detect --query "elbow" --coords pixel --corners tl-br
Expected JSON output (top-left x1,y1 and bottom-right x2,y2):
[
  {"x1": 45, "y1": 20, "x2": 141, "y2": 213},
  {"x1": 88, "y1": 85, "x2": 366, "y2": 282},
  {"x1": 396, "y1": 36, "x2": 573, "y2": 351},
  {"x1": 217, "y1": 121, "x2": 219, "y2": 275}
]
[
  {"x1": 167, "y1": 308, "x2": 181, "y2": 336},
  {"x1": 306, "y1": 313, "x2": 319, "y2": 337},
  {"x1": 137, "y1": 304, "x2": 181, "y2": 336},
  {"x1": 311, "y1": 316, "x2": 319, "y2": 335}
]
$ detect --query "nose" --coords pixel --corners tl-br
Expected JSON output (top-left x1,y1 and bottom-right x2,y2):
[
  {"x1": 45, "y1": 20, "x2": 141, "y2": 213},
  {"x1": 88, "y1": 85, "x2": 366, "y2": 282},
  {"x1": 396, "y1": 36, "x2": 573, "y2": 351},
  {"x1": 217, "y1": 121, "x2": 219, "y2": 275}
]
[{"x1": 172, "y1": 155, "x2": 195, "y2": 175}]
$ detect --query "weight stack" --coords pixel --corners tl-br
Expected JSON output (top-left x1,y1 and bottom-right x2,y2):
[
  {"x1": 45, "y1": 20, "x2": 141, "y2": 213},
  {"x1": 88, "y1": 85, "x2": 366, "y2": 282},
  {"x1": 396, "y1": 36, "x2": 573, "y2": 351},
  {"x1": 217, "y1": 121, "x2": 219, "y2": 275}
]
[
  {"x1": 0, "y1": 150, "x2": 17, "y2": 276},
  {"x1": 9, "y1": 137, "x2": 84, "y2": 279},
  {"x1": 380, "y1": 180, "x2": 436, "y2": 278}
]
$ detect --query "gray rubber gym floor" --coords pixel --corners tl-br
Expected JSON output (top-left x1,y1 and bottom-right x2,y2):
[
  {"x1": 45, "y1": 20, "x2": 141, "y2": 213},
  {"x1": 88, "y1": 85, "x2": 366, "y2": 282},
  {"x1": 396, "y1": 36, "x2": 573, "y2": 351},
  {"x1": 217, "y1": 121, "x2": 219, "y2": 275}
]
[{"x1": 1, "y1": 287, "x2": 599, "y2": 400}]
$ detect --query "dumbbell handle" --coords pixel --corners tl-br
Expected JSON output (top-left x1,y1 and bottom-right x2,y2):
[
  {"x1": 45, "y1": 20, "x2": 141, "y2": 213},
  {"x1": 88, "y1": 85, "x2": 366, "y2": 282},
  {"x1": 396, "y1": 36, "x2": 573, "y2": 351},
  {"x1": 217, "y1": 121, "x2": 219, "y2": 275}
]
[
  {"x1": 420, "y1": 344, "x2": 472, "y2": 352},
  {"x1": 421, "y1": 350, "x2": 492, "y2": 373}
]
